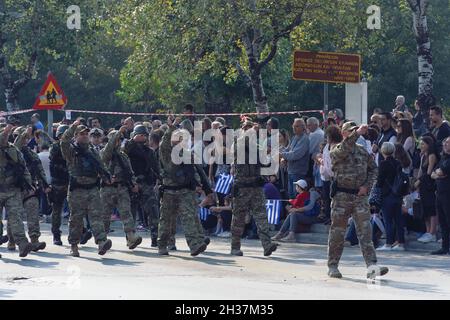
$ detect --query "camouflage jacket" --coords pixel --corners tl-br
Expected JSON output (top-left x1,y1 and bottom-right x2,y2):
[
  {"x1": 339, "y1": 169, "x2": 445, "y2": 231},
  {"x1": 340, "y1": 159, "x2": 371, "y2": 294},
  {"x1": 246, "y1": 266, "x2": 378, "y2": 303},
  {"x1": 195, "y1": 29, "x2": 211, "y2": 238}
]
[
  {"x1": 14, "y1": 132, "x2": 49, "y2": 188},
  {"x1": 60, "y1": 124, "x2": 110, "y2": 185},
  {"x1": 101, "y1": 131, "x2": 136, "y2": 186},
  {"x1": 330, "y1": 131, "x2": 377, "y2": 190},
  {"x1": 49, "y1": 141, "x2": 69, "y2": 186},
  {"x1": 0, "y1": 130, "x2": 32, "y2": 188}
]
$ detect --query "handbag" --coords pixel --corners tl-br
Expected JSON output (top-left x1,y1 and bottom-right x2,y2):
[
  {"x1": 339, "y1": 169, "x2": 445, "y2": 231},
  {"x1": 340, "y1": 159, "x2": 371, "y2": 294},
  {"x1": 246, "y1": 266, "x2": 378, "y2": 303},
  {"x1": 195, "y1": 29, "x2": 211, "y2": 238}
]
[
  {"x1": 412, "y1": 198, "x2": 424, "y2": 221},
  {"x1": 368, "y1": 185, "x2": 383, "y2": 208}
]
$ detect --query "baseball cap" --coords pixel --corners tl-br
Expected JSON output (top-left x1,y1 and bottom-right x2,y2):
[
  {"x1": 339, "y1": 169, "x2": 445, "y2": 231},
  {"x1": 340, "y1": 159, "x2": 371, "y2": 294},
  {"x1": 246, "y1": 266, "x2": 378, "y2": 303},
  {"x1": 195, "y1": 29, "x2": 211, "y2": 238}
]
[
  {"x1": 342, "y1": 121, "x2": 358, "y2": 132},
  {"x1": 293, "y1": 179, "x2": 308, "y2": 189},
  {"x1": 75, "y1": 125, "x2": 90, "y2": 135}
]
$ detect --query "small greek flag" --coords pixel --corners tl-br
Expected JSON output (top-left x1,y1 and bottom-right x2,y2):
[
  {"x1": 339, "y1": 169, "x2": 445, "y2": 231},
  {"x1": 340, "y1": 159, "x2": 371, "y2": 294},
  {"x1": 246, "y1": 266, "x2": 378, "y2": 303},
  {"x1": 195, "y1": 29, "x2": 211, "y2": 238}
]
[
  {"x1": 266, "y1": 200, "x2": 281, "y2": 225},
  {"x1": 198, "y1": 207, "x2": 211, "y2": 221},
  {"x1": 215, "y1": 173, "x2": 234, "y2": 195}
]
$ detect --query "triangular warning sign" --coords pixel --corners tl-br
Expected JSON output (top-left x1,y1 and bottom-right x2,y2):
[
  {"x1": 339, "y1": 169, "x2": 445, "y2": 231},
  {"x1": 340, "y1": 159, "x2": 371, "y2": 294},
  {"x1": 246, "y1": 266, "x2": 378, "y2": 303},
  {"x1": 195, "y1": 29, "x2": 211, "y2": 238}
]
[{"x1": 33, "y1": 72, "x2": 67, "y2": 110}]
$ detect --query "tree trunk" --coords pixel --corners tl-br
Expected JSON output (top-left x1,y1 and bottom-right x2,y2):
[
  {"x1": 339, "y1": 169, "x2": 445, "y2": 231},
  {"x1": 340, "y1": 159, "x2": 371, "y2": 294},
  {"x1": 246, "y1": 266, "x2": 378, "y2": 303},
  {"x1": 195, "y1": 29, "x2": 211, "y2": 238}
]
[
  {"x1": 249, "y1": 70, "x2": 269, "y2": 115},
  {"x1": 408, "y1": 0, "x2": 435, "y2": 128},
  {"x1": 4, "y1": 86, "x2": 20, "y2": 112}
]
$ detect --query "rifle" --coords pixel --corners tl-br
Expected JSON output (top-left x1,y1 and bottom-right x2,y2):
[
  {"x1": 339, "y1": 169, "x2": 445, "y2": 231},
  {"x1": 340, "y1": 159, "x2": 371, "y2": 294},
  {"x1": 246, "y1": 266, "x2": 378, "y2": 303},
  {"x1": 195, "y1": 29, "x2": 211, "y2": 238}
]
[
  {"x1": 21, "y1": 147, "x2": 49, "y2": 189},
  {"x1": 1, "y1": 148, "x2": 34, "y2": 192},
  {"x1": 112, "y1": 151, "x2": 137, "y2": 195}
]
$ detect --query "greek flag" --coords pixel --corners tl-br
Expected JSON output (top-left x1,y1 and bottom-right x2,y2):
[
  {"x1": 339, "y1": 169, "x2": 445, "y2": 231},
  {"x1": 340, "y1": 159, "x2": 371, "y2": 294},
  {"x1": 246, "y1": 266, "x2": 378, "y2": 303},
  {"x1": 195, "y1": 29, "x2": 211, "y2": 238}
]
[
  {"x1": 266, "y1": 200, "x2": 281, "y2": 225},
  {"x1": 214, "y1": 173, "x2": 234, "y2": 195},
  {"x1": 198, "y1": 207, "x2": 211, "y2": 221}
]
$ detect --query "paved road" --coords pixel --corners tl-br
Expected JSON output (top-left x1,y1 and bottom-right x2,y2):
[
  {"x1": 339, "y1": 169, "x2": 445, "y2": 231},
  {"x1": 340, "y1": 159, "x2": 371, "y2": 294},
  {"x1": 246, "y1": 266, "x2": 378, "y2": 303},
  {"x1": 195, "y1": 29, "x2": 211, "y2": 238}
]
[{"x1": 1, "y1": 222, "x2": 449, "y2": 299}]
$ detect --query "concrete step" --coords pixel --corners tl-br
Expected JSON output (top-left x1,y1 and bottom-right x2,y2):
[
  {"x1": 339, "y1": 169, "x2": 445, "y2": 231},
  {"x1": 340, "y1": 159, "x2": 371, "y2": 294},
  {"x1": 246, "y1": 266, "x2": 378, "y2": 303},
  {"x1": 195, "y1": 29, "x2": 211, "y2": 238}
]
[{"x1": 310, "y1": 224, "x2": 330, "y2": 234}]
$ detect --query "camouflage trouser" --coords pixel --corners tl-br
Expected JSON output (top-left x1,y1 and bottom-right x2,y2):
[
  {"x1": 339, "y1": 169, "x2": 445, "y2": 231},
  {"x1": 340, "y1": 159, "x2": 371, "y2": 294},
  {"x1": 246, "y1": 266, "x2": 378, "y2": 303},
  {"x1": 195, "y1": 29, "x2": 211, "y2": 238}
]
[
  {"x1": 158, "y1": 190, "x2": 205, "y2": 252},
  {"x1": 67, "y1": 187, "x2": 107, "y2": 245},
  {"x1": 168, "y1": 211, "x2": 177, "y2": 247},
  {"x1": 50, "y1": 185, "x2": 68, "y2": 236},
  {"x1": 0, "y1": 189, "x2": 28, "y2": 246},
  {"x1": 328, "y1": 192, "x2": 377, "y2": 268},
  {"x1": 231, "y1": 187, "x2": 272, "y2": 251},
  {"x1": 100, "y1": 185, "x2": 135, "y2": 234},
  {"x1": 132, "y1": 183, "x2": 159, "y2": 238},
  {"x1": 7, "y1": 191, "x2": 41, "y2": 243}
]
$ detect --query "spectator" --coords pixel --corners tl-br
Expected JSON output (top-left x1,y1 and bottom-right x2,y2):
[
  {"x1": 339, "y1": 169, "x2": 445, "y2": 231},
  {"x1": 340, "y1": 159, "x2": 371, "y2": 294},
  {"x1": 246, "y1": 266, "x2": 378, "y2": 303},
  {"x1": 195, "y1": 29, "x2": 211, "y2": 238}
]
[
  {"x1": 152, "y1": 119, "x2": 162, "y2": 130},
  {"x1": 415, "y1": 136, "x2": 438, "y2": 243},
  {"x1": 373, "y1": 112, "x2": 397, "y2": 165},
  {"x1": 318, "y1": 125, "x2": 343, "y2": 223},
  {"x1": 31, "y1": 113, "x2": 44, "y2": 130},
  {"x1": 202, "y1": 117, "x2": 212, "y2": 132},
  {"x1": 123, "y1": 117, "x2": 134, "y2": 139},
  {"x1": 37, "y1": 142, "x2": 52, "y2": 217},
  {"x1": 394, "y1": 143, "x2": 412, "y2": 176},
  {"x1": 430, "y1": 106, "x2": 450, "y2": 154},
  {"x1": 412, "y1": 99, "x2": 426, "y2": 137},
  {"x1": 430, "y1": 137, "x2": 450, "y2": 254},
  {"x1": 266, "y1": 117, "x2": 280, "y2": 153},
  {"x1": 393, "y1": 95, "x2": 409, "y2": 113},
  {"x1": 272, "y1": 180, "x2": 320, "y2": 242},
  {"x1": 376, "y1": 142, "x2": 405, "y2": 251},
  {"x1": 210, "y1": 195, "x2": 233, "y2": 238},
  {"x1": 183, "y1": 103, "x2": 195, "y2": 123},
  {"x1": 370, "y1": 113, "x2": 382, "y2": 129},
  {"x1": 396, "y1": 118, "x2": 416, "y2": 159},
  {"x1": 277, "y1": 129, "x2": 290, "y2": 200},
  {"x1": 280, "y1": 118, "x2": 310, "y2": 198},
  {"x1": 214, "y1": 117, "x2": 226, "y2": 126},
  {"x1": 307, "y1": 117, "x2": 324, "y2": 161}
]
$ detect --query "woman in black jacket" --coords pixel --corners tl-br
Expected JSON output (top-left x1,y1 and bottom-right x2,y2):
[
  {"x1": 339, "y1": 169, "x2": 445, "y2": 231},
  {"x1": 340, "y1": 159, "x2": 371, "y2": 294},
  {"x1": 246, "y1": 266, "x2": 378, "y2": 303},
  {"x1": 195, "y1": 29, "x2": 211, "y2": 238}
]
[{"x1": 376, "y1": 142, "x2": 405, "y2": 251}]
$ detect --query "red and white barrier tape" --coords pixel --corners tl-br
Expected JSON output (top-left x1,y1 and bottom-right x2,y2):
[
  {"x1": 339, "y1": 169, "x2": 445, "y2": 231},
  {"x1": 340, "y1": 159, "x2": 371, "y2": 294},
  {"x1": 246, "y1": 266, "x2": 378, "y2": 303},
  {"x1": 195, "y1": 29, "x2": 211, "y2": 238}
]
[
  {"x1": 1, "y1": 107, "x2": 324, "y2": 117},
  {"x1": 0, "y1": 108, "x2": 35, "y2": 117}
]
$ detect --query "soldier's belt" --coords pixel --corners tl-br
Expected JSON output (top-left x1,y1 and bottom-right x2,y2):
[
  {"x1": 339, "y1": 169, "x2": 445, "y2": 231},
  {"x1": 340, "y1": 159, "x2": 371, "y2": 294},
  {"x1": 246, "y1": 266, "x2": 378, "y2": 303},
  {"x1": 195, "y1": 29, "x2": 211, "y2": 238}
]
[
  {"x1": 101, "y1": 181, "x2": 128, "y2": 188},
  {"x1": 336, "y1": 187, "x2": 359, "y2": 195},
  {"x1": 162, "y1": 185, "x2": 192, "y2": 191}
]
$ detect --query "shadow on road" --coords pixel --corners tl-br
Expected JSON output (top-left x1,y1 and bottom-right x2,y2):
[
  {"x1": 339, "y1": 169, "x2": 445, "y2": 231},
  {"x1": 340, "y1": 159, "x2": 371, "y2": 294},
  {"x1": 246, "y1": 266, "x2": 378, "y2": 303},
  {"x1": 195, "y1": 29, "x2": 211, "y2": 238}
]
[
  {"x1": 0, "y1": 257, "x2": 59, "y2": 269},
  {"x1": 340, "y1": 277, "x2": 443, "y2": 294},
  {"x1": 0, "y1": 289, "x2": 16, "y2": 299}
]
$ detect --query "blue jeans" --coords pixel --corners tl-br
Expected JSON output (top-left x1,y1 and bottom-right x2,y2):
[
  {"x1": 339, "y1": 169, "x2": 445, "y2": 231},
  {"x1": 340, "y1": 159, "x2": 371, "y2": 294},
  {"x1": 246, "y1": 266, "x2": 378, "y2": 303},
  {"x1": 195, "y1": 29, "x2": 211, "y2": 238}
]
[
  {"x1": 288, "y1": 173, "x2": 305, "y2": 199},
  {"x1": 345, "y1": 219, "x2": 380, "y2": 247},
  {"x1": 382, "y1": 194, "x2": 404, "y2": 245}
]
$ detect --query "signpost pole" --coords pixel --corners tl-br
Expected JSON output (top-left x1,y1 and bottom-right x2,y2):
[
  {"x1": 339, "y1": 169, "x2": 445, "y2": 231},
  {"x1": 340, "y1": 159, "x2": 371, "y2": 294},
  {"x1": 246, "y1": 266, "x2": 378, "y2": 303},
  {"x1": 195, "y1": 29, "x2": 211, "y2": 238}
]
[
  {"x1": 323, "y1": 83, "x2": 329, "y2": 116},
  {"x1": 47, "y1": 109, "x2": 53, "y2": 137}
]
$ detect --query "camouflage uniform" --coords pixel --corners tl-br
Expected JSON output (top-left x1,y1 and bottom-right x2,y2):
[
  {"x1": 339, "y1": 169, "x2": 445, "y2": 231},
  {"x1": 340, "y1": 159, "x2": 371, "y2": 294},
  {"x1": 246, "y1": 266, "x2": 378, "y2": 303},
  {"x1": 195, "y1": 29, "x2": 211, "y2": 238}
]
[
  {"x1": 328, "y1": 131, "x2": 378, "y2": 269},
  {"x1": 49, "y1": 141, "x2": 69, "y2": 238},
  {"x1": 123, "y1": 138, "x2": 160, "y2": 241},
  {"x1": 7, "y1": 130, "x2": 48, "y2": 249},
  {"x1": 230, "y1": 133, "x2": 276, "y2": 256},
  {"x1": 0, "y1": 127, "x2": 33, "y2": 256},
  {"x1": 157, "y1": 125, "x2": 206, "y2": 255},
  {"x1": 100, "y1": 131, "x2": 141, "y2": 248},
  {"x1": 61, "y1": 124, "x2": 111, "y2": 254}
]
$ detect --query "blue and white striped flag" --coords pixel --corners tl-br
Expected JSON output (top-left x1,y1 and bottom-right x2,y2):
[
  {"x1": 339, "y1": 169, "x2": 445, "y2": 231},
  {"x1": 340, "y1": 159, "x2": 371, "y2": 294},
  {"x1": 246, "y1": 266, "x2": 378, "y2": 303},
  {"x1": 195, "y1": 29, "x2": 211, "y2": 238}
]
[
  {"x1": 198, "y1": 207, "x2": 211, "y2": 221},
  {"x1": 266, "y1": 200, "x2": 281, "y2": 225},
  {"x1": 214, "y1": 173, "x2": 234, "y2": 195}
]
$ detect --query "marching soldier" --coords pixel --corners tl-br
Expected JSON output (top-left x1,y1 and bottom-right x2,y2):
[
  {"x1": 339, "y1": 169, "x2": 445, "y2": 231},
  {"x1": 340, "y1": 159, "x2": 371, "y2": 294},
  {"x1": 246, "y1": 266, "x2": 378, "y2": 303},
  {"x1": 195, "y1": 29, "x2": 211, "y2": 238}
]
[
  {"x1": 60, "y1": 120, "x2": 113, "y2": 257},
  {"x1": 123, "y1": 125, "x2": 160, "y2": 247},
  {"x1": 230, "y1": 128, "x2": 277, "y2": 257},
  {"x1": 328, "y1": 122, "x2": 389, "y2": 279},
  {"x1": 0, "y1": 124, "x2": 34, "y2": 257},
  {"x1": 157, "y1": 116, "x2": 207, "y2": 256},
  {"x1": 49, "y1": 124, "x2": 70, "y2": 245},
  {"x1": 100, "y1": 126, "x2": 142, "y2": 249},
  {"x1": 6, "y1": 126, "x2": 48, "y2": 252}
]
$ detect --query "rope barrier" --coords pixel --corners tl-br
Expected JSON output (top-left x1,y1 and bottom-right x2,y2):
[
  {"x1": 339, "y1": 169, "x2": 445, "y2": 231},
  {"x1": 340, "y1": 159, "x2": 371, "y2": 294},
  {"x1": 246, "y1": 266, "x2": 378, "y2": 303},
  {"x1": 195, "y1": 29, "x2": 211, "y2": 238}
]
[{"x1": 0, "y1": 108, "x2": 35, "y2": 117}]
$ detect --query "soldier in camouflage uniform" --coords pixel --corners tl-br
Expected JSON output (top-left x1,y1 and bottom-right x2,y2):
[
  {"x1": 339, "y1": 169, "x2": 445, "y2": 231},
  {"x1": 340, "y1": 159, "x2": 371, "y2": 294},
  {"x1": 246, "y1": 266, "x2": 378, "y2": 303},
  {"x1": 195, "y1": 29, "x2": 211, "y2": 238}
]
[
  {"x1": 49, "y1": 124, "x2": 70, "y2": 245},
  {"x1": 61, "y1": 120, "x2": 112, "y2": 257},
  {"x1": 230, "y1": 128, "x2": 277, "y2": 257},
  {"x1": 157, "y1": 116, "x2": 208, "y2": 256},
  {"x1": 0, "y1": 124, "x2": 34, "y2": 257},
  {"x1": 328, "y1": 122, "x2": 389, "y2": 279},
  {"x1": 123, "y1": 125, "x2": 161, "y2": 247},
  {"x1": 6, "y1": 126, "x2": 48, "y2": 252},
  {"x1": 100, "y1": 126, "x2": 142, "y2": 249}
]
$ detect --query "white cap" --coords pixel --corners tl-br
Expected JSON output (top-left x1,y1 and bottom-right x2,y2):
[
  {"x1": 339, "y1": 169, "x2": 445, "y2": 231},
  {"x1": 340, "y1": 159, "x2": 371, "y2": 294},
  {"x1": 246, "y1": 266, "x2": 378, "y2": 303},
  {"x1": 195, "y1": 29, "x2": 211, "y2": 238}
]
[{"x1": 294, "y1": 179, "x2": 308, "y2": 189}]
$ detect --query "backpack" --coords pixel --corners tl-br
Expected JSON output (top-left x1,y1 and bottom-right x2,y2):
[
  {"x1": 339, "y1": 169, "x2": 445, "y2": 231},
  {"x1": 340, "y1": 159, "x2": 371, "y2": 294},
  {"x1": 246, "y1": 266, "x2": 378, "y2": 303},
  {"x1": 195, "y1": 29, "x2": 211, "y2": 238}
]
[{"x1": 389, "y1": 163, "x2": 410, "y2": 197}]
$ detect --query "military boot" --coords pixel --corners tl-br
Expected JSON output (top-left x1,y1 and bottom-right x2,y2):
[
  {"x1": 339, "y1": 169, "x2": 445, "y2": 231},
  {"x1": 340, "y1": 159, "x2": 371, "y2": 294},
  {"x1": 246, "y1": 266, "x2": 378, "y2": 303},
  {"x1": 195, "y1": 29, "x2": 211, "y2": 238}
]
[
  {"x1": 98, "y1": 239, "x2": 112, "y2": 256},
  {"x1": 190, "y1": 243, "x2": 207, "y2": 256},
  {"x1": 230, "y1": 248, "x2": 244, "y2": 256},
  {"x1": 70, "y1": 244, "x2": 80, "y2": 257},
  {"x1": 168, "y1": 245, "x2": 177, "y2": 251},
  {"x1": 53, "y1": 233, "x2": 63, "y2": 246},
  {"x1": 204, "y1": 237, "x2": 210, "y2": 246},
  {"x1": 18, "y1": 241, "x2": 33, "y2": 258},
  {"x1": 263, "y1": 243, "x2": 278, "y2": 256},
  {"x1": 126, "y1": 232, "x2": 142, "y2": 250},
  {"x1": 7, "y1": 240, "x2": 16, "y2": 251},
  {"x1": 158, "y1": 247, "x2": 169, "y2": 255},
  {"x1": 30, "y1": 237, "x2": 46, "y2": 252},
  {"x1": 367, "y1": 265, "x2": 389, "y2": 279},
  {"x1": 80, "y1": 230, "x2": 92, "y2": 245},
  {"x1": 151, "y1": 235, "x2": 158, "y2": 248},
  {"x1": 328, "y1": 266, "x2": 343, "y2": 278},
  {"x1": 0, "y1": 235, "x2": 8, "y2": 246}
]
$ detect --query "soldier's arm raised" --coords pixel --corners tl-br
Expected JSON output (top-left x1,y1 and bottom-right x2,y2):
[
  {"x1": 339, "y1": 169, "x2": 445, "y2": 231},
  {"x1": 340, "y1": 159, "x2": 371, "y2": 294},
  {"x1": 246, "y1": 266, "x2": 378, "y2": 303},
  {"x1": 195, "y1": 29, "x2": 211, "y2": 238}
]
[
  {"x1": 60, "y1": 124, "x2": 77, "y2": 163},
  {"x1": 14, "y1": 130, "x2": 29, "y2": 149},
  {"x1": 101, "y1": 131, "x2": 121, "y2": 163},
  {"x1": 0, "y1": 124, "x2": 13, "y2": 146},
  {"x1": 160, "y1": 126, "x2": 176, "y2": 164},
  {"x1": 330, "y1": 131, "x2": 359, "y2": 162}
]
